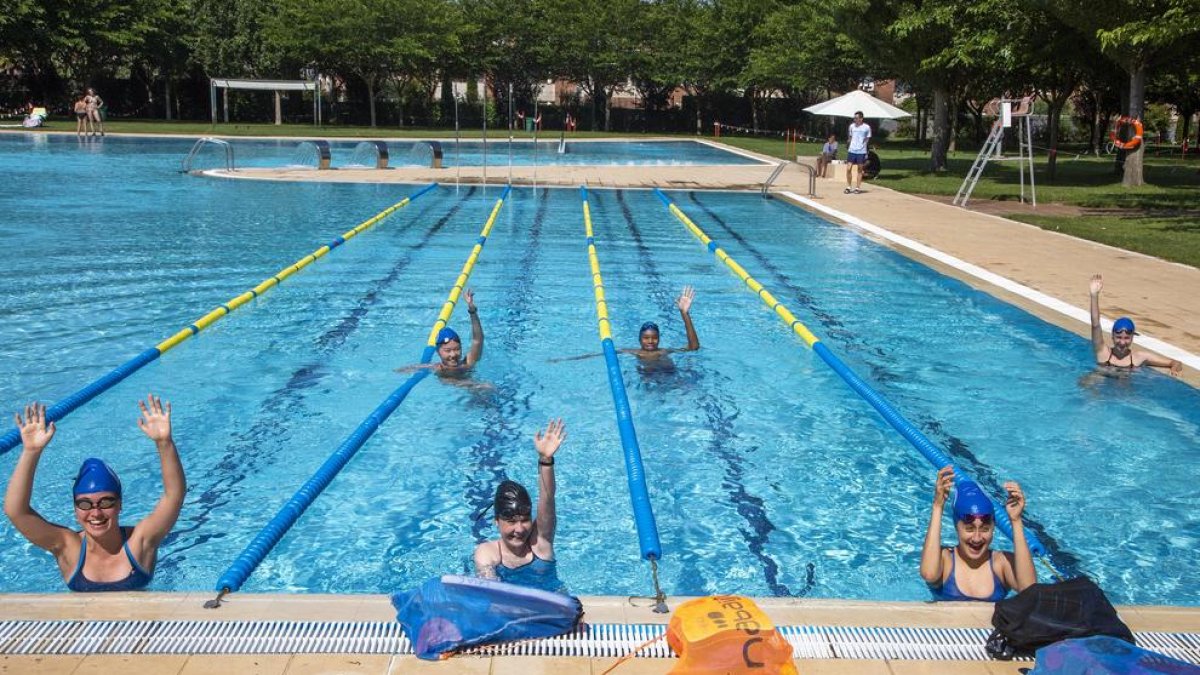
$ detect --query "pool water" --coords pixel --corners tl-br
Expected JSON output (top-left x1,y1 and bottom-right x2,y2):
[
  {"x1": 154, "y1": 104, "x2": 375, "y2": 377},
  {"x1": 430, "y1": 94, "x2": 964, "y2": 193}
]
[{"x1": 1, "y1": 134, "x2": 1197, "y2": 605}]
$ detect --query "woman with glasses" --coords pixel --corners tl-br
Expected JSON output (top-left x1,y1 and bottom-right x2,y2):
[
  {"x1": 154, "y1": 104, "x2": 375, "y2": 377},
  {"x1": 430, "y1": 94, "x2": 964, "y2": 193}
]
[
  {"x1": 919, "y1": 466, "x2": 1036, "y2": 601},
  {"x1": 4, "y1": 395, "x2": 185, "y2": 591},
  {"x1": 1089, "y1": 274, "x2": 1183, "y2": 375}
]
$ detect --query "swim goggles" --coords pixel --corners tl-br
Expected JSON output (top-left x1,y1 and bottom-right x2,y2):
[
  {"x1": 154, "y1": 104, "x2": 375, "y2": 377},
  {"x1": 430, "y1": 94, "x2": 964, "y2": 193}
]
[
  {"x1": 74, "y1": 496, "x2": 119, "y2": 511},
  {"x1": 957, "y1": 512, "x2": 994, "y2": 525}
]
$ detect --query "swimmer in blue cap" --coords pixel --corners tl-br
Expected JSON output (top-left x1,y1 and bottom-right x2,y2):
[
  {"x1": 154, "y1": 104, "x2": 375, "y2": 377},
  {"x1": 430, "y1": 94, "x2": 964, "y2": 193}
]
[
  {"x1": 1089, "y1": 274, "x2": 1182, "y2": 375},
  {"x1": 473, "y1": 418, "x2": 567, "y2": 594},
  {"x1": 4, "y1": 395, "x2": 186, "y2": 592},
  {"x1": 919, "y1": 466, "x2": 1036, "y2": 602},
  {"x1": 551, "y1": 287, "x2": 700, "y2": 372},
  {"x1": 396, "y1": 288, "x2": 484, "y2": 380}
]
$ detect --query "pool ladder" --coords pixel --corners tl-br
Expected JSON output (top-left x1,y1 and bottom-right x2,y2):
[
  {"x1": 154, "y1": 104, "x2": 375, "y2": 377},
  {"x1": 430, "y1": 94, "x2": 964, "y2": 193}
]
[
  {"x1": 761, "y1": 160, "x2": 815, "y2": 198},
  {"x1": 181, "y1": 137, "x2": 235, "y2": 173}
]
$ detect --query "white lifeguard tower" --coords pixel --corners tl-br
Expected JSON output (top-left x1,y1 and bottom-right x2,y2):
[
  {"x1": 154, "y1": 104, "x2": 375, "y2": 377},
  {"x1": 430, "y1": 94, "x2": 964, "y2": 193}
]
[{"x1": 954, "y1": 96, "x2": 1036, "y2": 207}]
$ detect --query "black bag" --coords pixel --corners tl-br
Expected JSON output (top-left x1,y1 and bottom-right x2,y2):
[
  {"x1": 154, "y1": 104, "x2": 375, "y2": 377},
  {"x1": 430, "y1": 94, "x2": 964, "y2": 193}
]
[{"x1": 985, "y1": 576, "x2": 1135, "y2": 660}]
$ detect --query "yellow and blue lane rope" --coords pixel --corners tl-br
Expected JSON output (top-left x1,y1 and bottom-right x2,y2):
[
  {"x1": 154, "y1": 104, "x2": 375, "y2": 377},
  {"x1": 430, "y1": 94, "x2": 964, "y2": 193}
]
[
  {"x1": 652, "y1": 189, "x2": 1058, "y2": 575},
  {"x1": 581, "y1": 186, "x2": 662, "y2": 561},
  {"x1": 211, "y1": 185, "x2": 511, "y2": 601},
  {"x1": 0, "y1": 183, "x2": 438, "y2": 455}
]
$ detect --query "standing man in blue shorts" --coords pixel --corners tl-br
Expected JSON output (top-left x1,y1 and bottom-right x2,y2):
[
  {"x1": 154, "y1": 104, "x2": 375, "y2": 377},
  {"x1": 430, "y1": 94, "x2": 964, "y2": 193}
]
[{"x1": 845, "y1": 111, "x2": 872, "y2": 194}]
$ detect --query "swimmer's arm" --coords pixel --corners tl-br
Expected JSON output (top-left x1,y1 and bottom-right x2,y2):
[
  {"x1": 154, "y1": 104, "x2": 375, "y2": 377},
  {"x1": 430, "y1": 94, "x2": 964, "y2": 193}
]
[
  {"x1": 4, "y1": 408, "x2": 74, "y2": 555},
  {"x1": 920, "y1": 467, "x2": 953, "y2": 585},
  {"x1": 131, "y1": 396, "x2": 186, "y2": 550},
  {"x1": 1005, "y1": 481, "x2": 1036, "y2": 591},
  {"x1": 678, "y1": 285, "x2": 699, "y2": 351},
  {"x1": 465, "y1": 305, "x2": 483, "y2": 367},
  {"x1": 473, "y1": 543, "x2": 500, "y2": 580},
  {"x1": 533, "y1": 419, "x2": 564, "y2": 547},
  {"x1": 1089, "y1": 275, "x2": 1106, "y2": 360},
  {"x1": 1137, "y1": 352, "x2": 1184, "y2": 376}
]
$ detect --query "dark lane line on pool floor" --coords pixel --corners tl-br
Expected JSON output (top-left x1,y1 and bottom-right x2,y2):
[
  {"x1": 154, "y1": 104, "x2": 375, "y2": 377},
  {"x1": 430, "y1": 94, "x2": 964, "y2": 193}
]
[
  {"x1": 159, "y1": 189, "x2": 477, "y2": 573},
  {"x1": 608, "y1": 190, "x2": 812, "y2": 597},
  {"x1": 379, "y1": 188, "x2": 552, "y2": 579},
  {"x1": 685, "y1": 192, "x2": 1080, "y2": 578}
]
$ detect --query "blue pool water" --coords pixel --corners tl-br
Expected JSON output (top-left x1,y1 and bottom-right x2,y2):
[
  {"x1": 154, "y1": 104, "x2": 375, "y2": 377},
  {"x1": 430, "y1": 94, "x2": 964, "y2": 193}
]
[
  {"x1": 1, "y1": 133, "x2": 1198, "y2": 604},
  {"x1": 160, "y1": 135, "x2": 761, "y2": 170}
]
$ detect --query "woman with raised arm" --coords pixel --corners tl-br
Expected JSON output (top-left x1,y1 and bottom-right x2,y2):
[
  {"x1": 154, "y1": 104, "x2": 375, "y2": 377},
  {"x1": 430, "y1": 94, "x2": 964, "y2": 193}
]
[{"x1": 4, "y1": 395, "x2": 186, "y2": 591}]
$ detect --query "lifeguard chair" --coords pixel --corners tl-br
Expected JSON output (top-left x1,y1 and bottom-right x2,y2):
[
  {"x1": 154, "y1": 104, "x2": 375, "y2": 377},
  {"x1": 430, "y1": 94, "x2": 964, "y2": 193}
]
[{"x1": 954, "y1": 96, "x2": 1037, "y2": 207}]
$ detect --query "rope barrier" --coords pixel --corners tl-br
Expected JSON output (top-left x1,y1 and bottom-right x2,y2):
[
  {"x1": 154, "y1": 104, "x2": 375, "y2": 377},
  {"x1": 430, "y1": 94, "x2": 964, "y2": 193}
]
[
  {"x1": 207, "y1": 185, "x2": 511, "y2": 603},
  {"x1": 653, "y1": 189, "x2": 1058, "y2": 574},
  {"x1": 580, "y1": 185, "x2": 667, "y2": 611},
  {"x1": 0, "y1": 184, "x2": 438, "y2": 455}
]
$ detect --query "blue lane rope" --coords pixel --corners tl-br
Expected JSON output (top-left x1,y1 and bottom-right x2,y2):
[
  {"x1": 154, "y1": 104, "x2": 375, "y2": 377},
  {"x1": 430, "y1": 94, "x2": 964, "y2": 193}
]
[
  {"x1": 581, "y1": 186, "x2": 662, "y2": 561},
  {"x1": 210, "y1": 186, "x2": 511, "y2": 601},
  {"x1": 653, "y1": 188, "x2": 1049, "y2": 559},
  {"x1": 1, "y1": 183, "x2": 438, "y2": 455}
]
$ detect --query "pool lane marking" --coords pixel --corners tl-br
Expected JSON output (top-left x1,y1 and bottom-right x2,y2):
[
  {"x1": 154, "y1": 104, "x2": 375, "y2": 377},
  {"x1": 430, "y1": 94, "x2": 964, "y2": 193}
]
[
  {"x1": 609, "y1": 190, "x2": 806, "y2": 596},
  {"x1": 169, "y1": 190, "x2": 470, "y2": 554},
  {"x1": 653, "y1": 189, "x2": 1052, "y2": 565},
  {"x1": 780, "y1": 191, "x2": 1200, "y2": 372},
  {"x1": 681, "y1": 190, "x2": 1082, "y2": 578},
  {"x1": 211, "y1": 185, "x2": 511, "y2": 600},
  {"x1": 0, "y1": 183, "x2": 439, "y2": 455},
  {"x1": 581, "y1": 186, "x2": 664, "y2": 569}
]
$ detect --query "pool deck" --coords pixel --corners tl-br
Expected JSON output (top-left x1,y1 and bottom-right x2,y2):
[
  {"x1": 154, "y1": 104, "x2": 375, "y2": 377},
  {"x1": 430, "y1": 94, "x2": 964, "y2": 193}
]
[
  {"x1": 214, "y1": 145, "x2": 1200, "y2": 384},
  {"x1": 2, "y1": 593, "x2": 1197, "y2": 673}
]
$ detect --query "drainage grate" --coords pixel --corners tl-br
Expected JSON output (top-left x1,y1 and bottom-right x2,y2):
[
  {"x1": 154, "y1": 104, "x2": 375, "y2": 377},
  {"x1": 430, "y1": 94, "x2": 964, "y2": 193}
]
[{"x1": 0, "y1": 620, "x2": 1196, "y2": 663}]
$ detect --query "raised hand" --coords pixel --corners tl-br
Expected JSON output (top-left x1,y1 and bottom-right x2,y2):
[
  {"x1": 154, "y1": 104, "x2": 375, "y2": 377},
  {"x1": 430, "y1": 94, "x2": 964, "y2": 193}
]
[
  {"x1": 14, "y1": 402, "x2": 55, "y2": 452},
  {"x1": 534, "y1": 418, "x2": 566, "y2": 460},
  {"x1": 136, "y1": 394, "x2": 173, "y2": 443},
  {"x1": 1004, "y1": 481, "x2": 1026, "y2": 521},
  {"x1": 933, "y1": 465, "x2": 954, "y2": 508},
  {"x1": 1089, "y1": 274, "x2": 1103, "y2": 296},
  {"x1": 676, "y1": 285, "x2": 695, "y2": 314},
  {"x1": 464, "y1": 288, "x2": 477, "y2": 312}
]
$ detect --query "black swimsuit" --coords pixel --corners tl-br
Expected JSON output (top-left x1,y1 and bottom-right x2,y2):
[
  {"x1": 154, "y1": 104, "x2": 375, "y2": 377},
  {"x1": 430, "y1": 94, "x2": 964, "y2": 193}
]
[{"x1": 1106, "y1": 351, "x2": 1136, "y2": 369}]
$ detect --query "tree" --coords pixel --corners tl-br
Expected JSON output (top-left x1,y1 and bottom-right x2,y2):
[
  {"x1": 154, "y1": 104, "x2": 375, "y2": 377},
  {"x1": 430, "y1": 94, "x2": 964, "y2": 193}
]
[
  {"x1": 541, "y1": 0, "x2": 640, "y2": 131},
  {"x1": 1048, "y1": 0, "x2": 1200, "y2": 186}
]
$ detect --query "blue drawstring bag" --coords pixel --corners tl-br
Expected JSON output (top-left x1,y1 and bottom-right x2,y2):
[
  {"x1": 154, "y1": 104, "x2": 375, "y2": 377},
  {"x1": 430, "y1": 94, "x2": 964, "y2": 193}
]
[
  {"x1": 392, "y1": 575, "x2": 584, "y2": 660},
  {"x1": 1030, "y1": 636, "x2": 1199, "y2": 674}
]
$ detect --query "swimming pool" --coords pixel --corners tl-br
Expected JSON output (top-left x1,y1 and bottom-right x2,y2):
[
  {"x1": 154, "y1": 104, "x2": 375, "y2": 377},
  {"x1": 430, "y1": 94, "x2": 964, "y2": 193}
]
[{"x1": 1, "y1": 134, "x2": 1197, "y2": 604}]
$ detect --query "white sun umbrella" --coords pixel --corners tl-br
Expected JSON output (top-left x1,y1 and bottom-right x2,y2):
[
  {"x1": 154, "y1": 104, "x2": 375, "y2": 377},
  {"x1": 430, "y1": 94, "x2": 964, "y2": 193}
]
[{"x1": 803, "y1": 89, "x2": 910, "y2": 119}]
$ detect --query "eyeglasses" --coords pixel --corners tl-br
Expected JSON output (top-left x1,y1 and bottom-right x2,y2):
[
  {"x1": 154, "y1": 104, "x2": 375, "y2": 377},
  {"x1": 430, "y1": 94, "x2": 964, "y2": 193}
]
[{"x1": 74, "y1": 496, "x2": 118, "y2": 511}]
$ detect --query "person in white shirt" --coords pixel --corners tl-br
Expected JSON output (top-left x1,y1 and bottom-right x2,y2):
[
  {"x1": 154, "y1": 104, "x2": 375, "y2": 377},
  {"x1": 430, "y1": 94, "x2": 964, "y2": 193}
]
[{"x1": 845, "y1": 111, "x2": 872, "y2": 194}]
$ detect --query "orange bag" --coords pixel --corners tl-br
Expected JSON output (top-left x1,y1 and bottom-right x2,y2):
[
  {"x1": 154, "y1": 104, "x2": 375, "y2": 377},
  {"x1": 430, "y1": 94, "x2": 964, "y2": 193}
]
[{"x1": 666, "y1": 596, "x2": 797, "y2": 674}]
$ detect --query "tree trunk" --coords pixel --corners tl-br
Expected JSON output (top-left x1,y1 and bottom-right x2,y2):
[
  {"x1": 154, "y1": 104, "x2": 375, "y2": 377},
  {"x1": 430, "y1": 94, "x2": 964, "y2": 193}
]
[
  {"x1": 1091, "y1": 101, "x2": 1102, "y2": 156},
  {"x1": 366, "y1": 77, "x2": 377, "y2": 127},
  {"x1": 1046, "y1": 96, "x2": 1066, "y2": 182},
  {"x1": 948, "y1": 96, "x2": 958, "y2": 153},
  {"x1": 929, "y1": 86, "x2": 951, "y2": 171},
  {"x1": 165, "y1": 79, "x2": 173, "y2": 121},
  {"x1": 1122, "y1": 64, "x2": 1145, "y2": 187}
]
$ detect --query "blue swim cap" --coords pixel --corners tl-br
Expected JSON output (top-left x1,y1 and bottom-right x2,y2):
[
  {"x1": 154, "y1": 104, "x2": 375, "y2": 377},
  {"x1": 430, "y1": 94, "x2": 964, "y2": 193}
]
[
  {"x1": 73, "y1": 458, "x2": 121, "y2": 497},
  {"x1": 1112, "y1": 317, "x2": 1137, "y2": 335},
  {"x1": 639, "y1": 322, "x2": 659, "y2": 336},
  {"x1": 952, "y1": 481, "x2": 994, "y2": 522},
  {"x1": 436, "y1": 327, "x2": 461, "y2": 345}
]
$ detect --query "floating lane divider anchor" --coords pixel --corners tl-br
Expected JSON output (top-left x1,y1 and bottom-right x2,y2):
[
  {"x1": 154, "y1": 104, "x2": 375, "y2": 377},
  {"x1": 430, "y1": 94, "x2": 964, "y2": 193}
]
[
  {"x1": 0, "y1": 183, "x2": 438, "y2": 455},
  {"x1": 580, "y1": 186, "x2": 667, "y2": 612},
  {"x1": 651, "y1": 188, "x2": 1059, "y2": 578},
  {"x1": 207, "y1": 185, "x2": 512, "y2": 607}
]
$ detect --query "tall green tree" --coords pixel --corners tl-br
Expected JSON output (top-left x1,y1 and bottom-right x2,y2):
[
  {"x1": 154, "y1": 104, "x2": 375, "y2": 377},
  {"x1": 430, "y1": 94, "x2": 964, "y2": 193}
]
[{"x1": 1047, "y1": 0, "x2": 1200, "y2": 186}]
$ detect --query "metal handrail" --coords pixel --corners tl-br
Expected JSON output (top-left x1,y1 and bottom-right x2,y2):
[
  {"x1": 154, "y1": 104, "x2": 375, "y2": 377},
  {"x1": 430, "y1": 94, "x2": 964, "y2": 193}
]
[
  {"x1": 761, "y1": 160, "x2": 816, "y2": 197},
  {"x1": 181, "y1": 137, "x2": 234, "y2": 173}
]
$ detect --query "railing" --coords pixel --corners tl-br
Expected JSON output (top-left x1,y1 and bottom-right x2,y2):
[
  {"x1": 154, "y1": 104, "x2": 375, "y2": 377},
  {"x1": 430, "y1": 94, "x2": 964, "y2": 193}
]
[
  {"x1": 761, "y1": 160, "x2": 816, "y2": 197},
  {"x1": 181, "y1": 137, "x2": 234, "y2": 173}
]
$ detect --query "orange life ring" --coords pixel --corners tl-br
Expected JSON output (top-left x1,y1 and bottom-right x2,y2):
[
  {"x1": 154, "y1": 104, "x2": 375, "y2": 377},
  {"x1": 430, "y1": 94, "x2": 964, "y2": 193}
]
[{"x1": 1110, "y1": 116, "x2": 1143, "y2": 151}]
